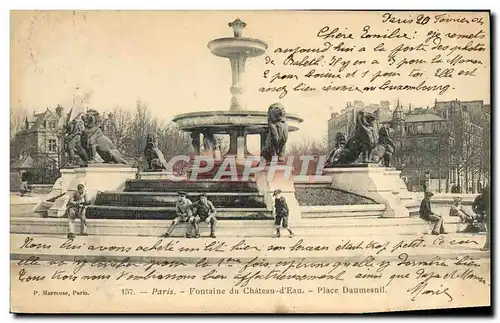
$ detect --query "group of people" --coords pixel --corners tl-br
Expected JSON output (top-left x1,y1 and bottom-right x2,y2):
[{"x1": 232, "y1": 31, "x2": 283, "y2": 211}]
[
  {"x1": 162, "y1": 191, "x2": 218, "y2": 238},
  {"x1": 65, "y1": 185, "x2": 294, "y2": 239},
  {"x1": 65, "y1": 183, "x2": 489, "y2": 248},
  {"x1": 419, "y1": 185, "x2": 490, "y2": 251},
  {"x1": 161, "y1": 189, "x2": 293, "y2": 239}
]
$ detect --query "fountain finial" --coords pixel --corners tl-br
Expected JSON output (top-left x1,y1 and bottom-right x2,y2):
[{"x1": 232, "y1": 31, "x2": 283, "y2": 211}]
[{"x1": 228, "y1": 18, "x2": 246, "y2": 38}]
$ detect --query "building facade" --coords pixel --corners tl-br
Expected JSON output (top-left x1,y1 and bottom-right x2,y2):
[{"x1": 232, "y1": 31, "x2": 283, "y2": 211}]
[
  {"x1": 10, "y1": 105, "x2": 67, "y2": 189},
  {"x1": 433, "y1": 100, "x2": 489, "y2": 192},
  {"x1": 12, "y1": 105, "x2": 66, "y2": 166},
  {"x1": 327, "y1": 100, "x2": 488, "y2": 193}
]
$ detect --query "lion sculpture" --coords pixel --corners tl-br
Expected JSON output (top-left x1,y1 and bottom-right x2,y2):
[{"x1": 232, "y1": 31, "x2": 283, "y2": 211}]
[
  {"x1": 325, "y1": 132, "x2": 347, "y2": 168},
  {"x1": 144, "y1": 133, "x2": 169, "y2": 171},
  {"x1": 81, "y1": 109, "x2": 128, "y2": 164},
  {"x1": 371, "y1": 125, "x2": 396, "y2": 167},
  {"x1": 333, "y1": 110, "x2": 379, "y2": 164},
  {"x1": 261, "y1": 102, "x2": 289, "y2": 162}
]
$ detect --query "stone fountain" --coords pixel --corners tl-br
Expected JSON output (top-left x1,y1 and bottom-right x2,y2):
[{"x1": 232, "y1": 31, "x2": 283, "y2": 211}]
[
  {"x1": 172, "y1": 19, "x2": 303, "y2": 170},
  {"x1": 18, "y1": 19, "x2": 430, "y2": 239}
]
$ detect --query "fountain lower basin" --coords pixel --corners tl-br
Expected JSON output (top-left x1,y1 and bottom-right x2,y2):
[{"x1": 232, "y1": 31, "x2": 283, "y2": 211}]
[{"x1": 172, "y1": 110, "x2": 303, "y2": 134}]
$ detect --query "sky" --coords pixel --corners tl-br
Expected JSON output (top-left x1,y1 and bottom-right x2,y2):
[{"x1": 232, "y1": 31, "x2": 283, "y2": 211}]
[{"x1": 11, "y1": 11, "x2": 490, "y2": 143}]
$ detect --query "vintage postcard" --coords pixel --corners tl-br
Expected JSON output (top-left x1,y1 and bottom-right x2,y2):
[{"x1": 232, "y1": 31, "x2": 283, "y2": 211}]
[{"x1": 10, "y1": 10, "x2": 491, "y2": 313}]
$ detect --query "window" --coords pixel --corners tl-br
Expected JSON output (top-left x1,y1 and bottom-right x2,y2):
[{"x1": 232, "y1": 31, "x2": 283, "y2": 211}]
[
  {"x1": 49, "y1": 120, "x2": 57, "y2": 129},
  {"x1": 416, "y1": 139, "x2": 424, "y2": 150},
  {"x1": 416, "y1": 123, "x2": 424, "y2": 133},
  {"x1": 441, "y1": 122, "x2": 448, "y2": 131},
  {"x1": 423, "y1": 138, "x2": 438, "y2": 151},
  {"x1": 48, "y1": 139, "x2": 57, "y2": 152}
]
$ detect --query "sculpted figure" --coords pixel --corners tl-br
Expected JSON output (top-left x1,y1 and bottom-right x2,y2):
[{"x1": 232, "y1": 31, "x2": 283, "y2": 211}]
[
  {"x1": 371, "y1": 125, "x2": 396, "y2": 167},
  {"x1": 261, "y1": 102, "x2": 289, "y2": 162},
  {"x1": 333, "y1": 110, "x2": 379, "y2": 164},
  {"x1": 202, "y1": 129, "x2": 217, "y2": 157},
  {"x1": 63, "y1": 111, "x2": 89, "y2": 166},
  {"x1": 144, "y1": 133, "x2": 169, "y2": 171},
  {"x1": 325, "y1": 132, "x2": 347, "y2": 168},
  {"x1": 190, "y1": 132, "x2": 200, "y2": 153},
  {"x1": 81, "y1": 109, "x2": 128, "y2": 164}
]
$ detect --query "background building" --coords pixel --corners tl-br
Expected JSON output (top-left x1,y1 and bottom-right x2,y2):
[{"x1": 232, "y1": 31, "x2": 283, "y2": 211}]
[
  {"x1": 12, "y1": 105, "x2": 66, "y2": 165},
  {"x1": 10, "y1": 105, "x2": 116, "y2": 189},
  {"x1": 10, "y1": 105, "x2": 67, "y2": 189},
  {"x1": 327, "y1": 99, "x2": 490, "y2": 193}
]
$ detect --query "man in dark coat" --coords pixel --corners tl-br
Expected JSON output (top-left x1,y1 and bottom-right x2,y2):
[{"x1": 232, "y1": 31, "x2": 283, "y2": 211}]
[
  {"x1": 479, "y1": 184, "x2": 490, "y2": 251},
  {"x1": 419, "y1": 191, "x2": 446, "y2": 235}
]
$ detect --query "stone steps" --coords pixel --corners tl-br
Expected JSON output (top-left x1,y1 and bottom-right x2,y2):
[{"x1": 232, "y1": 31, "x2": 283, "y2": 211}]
[
  {"x1": 86, "y1": 205, "x2": 271, "y2": 220},
  {"x1": 124, "y1": 179, "x2": 259, "y2": 193},
  {"x1": 95, "y1": 191, "x2": 266, "y2": 208}
]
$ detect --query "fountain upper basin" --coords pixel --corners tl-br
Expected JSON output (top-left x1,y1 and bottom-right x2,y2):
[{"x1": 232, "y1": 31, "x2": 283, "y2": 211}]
[
  {"x1": 172, "y1": 110, "x2": 303, "y2": 134},
  {"x1": 208, "y1": 38, "x2": 268, "y2": 58}
]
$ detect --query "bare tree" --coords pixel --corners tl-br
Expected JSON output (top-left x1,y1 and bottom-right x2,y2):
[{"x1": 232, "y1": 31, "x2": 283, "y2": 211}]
[
  {"x1": 157, "y1": 122, "x2": 190, "y2": 159},
  {"x1": 10, "y1": 108, "x2": 28, "y2": 163},
  {"x1": 286, "y1": 135, "x2": 329, "y2": 157},
  {"x1": 107, "y1": 105, "x2": 133, "y2": 154},
  {"x1": 131, "y1": 100, "x2": 153, "y2": 159},
  {"x1": 10, "y1": 108, "x2": 28, "y2": 143}
]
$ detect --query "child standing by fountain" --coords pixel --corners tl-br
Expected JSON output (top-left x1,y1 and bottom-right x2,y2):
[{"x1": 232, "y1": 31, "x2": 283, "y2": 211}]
[{"x1": 273, "y1": 189, "x2": 294, "y2": 238}]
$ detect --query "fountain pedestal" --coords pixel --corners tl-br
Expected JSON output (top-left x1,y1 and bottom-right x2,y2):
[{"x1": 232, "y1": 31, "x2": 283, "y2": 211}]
[
  {"x1": 255, "y1": 164, "x2": 301, "y2": 225},
  {"x1": 323, "y1": 164, "x2": 410, "y2": 218},
  {"x1": 138, "y1": 170, "x2": 177, "y2": 180},
  {"x1": 47, "y1": 164, "x2": 138, "y2": 218}
]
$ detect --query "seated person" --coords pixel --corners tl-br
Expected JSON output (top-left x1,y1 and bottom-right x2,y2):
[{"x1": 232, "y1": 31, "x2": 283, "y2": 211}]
[
  {"x1": 450, "y1": 197, "x2": 482, "y2": 233},
  {"x1": 450, "y1": 197, "x2": 474, "y2": 223},
  {"x1": 19, "y1": 180, "x2": 30, "y2": 197},
  {"x1": 66, "y1": 184, "x2": 91, "y2": 239},
  {"x1": 190, "y1": 194, "x2": 217, "y2": 238},
  {"x1": 419, "y1": 191, "x2": 447, "y2": 235},
  {"x1": 162, "y1": 191, "x2": 194, "y2": 238},
  {"x1": 472, "y1": 190, "x2": 487, "y2": 223},
  {"x1": 470, "y1": 190, "x2": 488, "y2": 233}
]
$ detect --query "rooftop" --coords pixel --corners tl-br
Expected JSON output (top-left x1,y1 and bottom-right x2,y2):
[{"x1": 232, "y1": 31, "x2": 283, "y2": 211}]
[{"x1": 404, "y1": 113, "x2": 444, "y2": 123}]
